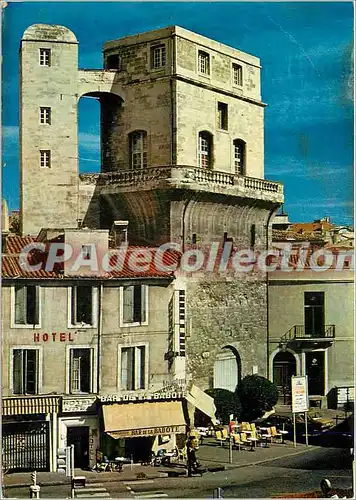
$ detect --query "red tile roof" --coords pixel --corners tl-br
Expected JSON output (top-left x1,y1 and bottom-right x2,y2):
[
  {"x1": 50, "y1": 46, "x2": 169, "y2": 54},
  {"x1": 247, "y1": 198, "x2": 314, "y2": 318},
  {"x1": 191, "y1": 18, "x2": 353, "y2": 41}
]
[{"x1": 2, "y1": 236, "x2": 178, "y2": 280}]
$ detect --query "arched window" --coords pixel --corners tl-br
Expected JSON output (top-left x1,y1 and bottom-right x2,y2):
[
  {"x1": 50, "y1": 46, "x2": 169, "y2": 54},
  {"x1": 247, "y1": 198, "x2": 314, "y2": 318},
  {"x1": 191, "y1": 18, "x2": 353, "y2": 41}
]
[
  {"x1": 198, "y1": 131, "x2": 213, "y2": 169},
  {"x1": 213, "y1": 346, "x2": 241, "y2": 392},
  {"x1": 233, "y1": 139, "x2": 246, "y2": 175},
  {"x1": 129, "y1": 131, "x2": 147, "y2": 169}
]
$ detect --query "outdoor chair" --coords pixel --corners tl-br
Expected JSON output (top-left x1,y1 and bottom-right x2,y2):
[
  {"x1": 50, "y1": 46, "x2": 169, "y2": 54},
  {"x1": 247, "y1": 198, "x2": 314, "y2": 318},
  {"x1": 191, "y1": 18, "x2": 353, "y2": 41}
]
[
  {"x1": 250, "y1": 423, "x2": 256, "y2": 431},
  {"x1": 260, "y1": 427, "x2": 273, "y2": 444},
  {"x1": 270, "y1": 426, "x2": 283, "y2": 443},
  {"x1": 240, "y1": 422, "x2": 248, "y2": 431},
  {"x1": 232, "y1": 433, "x2": 245, "y2": 451},
  {"x1": 177, "y1": 446, "x2": 187, "y2": 461},
  {"x1": 239, "y1": 432, "x2": 252, "y2": 449}
]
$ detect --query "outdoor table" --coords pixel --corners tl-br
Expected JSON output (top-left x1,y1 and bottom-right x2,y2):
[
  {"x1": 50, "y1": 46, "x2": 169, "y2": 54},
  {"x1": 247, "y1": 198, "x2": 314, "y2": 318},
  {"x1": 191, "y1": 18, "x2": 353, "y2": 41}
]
[
  {"x1": 256, "y1": 427, "x2": 269, "y2": 447},
  {"x1": 247, "y1": 436, "x2": 258, "y2": 451},
  {"x1": 279, "y1": 430, "x2": 289, "y2": 444}
]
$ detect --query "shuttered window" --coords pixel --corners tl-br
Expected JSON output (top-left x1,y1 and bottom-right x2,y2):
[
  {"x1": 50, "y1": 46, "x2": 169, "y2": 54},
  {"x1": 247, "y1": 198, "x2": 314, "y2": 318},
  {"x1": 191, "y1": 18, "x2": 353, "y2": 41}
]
[
  {"x1": 69, "y1": 348, "x2": 92, "y2": 393},
  {"x1": 122, "y1": 285, "x2": 147, "y2": 324},
  {"x1": 13, "y1": 349, "x2": 39, "y2": 395},
  {"x1": 213, "y1": 354, "x2": 238, "y2": 392},
  {"x1": 120, "y1": 346, "x2": 146, "y2": 390},
  {"x1": 14, "y1": 285, "x2": 40, "y2": 326}
]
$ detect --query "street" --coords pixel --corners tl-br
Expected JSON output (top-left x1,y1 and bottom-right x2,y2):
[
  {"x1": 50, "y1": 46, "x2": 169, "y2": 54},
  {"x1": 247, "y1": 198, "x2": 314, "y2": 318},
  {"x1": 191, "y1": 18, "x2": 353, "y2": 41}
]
[{"x1": 4, "y1": 447, "x2": 353, "y2": 498}]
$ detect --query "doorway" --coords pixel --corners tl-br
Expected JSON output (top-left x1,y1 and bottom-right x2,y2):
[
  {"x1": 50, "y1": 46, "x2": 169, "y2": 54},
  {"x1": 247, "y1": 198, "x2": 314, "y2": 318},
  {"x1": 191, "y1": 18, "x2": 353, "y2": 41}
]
[
  {"x1": 273, "y1": 351, "x2": 297, "y2": 405},
  {"x1": 306, "y1": 351, "x2": 325, "y2": 396},
  {"x1": 67, "y1": 426, "x2": 89, "y2": 469}
]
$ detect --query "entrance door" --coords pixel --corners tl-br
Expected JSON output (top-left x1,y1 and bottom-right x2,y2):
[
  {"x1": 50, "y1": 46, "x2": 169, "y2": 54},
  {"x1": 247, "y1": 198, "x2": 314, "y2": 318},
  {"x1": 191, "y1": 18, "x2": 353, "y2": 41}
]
[
  {"x1": 67, "y1": 427, "x2": 89, "y2": 469},
  {"x1": 273, "y1": 351, "x2": 296, "y2": 405},
  {"x1": 306, "y1": 352, "x2": 325, "y2": 395}
]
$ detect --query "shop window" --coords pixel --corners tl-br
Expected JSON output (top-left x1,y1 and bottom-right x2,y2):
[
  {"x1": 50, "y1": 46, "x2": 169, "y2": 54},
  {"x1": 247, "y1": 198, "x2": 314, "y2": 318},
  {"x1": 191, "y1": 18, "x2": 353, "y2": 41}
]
[
  {"x1": 151, "y1": 44, "x2": 166, "y2": 69},
  {"x1": 13, "y1": 349, "x2": 39, "y2": 395},
  {"x1": 217, "y1": 102, "x2": 228, "y2": 130},
  {"x1": 70, "y1": 286, "x2": 94, "y2": 326},
  {"x1": 120, "y1": 345, "x2": 146, "y2": 390},
  {"x1": 129, "y1": 131, "x2": 148, "y2": 169},
  {"x1": 14, "y1": 284, "x2": 40, "y2": 326},
  {"x1": 39, "y1": 48, "x2": 51, "y2": 66},
  {"x1": 198, "y1": 50, "x2": 210, "y2": 75},
  {"x1": 198, "y1": 131, "x2": 213, "y2": 169},
  {"x1": 69, "y1": 348, "x2": 92, "y2": 393},
  {"x1": 121, "y1": 285, "x2": 147, "y2": 325}
]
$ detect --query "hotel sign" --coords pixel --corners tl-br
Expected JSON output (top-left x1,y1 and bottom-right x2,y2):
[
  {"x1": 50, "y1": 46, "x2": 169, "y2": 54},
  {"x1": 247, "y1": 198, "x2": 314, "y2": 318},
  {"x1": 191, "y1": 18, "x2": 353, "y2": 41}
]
[
  {"x1": 99, "y1": 391, "x2": 186, "y2": 403},
  {"x1": 109, "y1": 425, "x2": 186, "y2": 438}
]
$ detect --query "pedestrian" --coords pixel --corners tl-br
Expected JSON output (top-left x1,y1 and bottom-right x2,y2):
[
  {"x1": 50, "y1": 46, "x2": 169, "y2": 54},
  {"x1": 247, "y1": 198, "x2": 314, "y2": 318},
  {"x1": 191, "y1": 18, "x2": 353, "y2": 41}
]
[{"x1": 186, "y1": 436, "x2": 200, "y2": 477}]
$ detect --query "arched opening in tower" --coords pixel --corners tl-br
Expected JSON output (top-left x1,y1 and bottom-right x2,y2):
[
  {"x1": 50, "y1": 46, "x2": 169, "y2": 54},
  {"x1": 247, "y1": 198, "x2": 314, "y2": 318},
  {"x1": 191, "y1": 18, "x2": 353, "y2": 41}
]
[{"x1": 78, "y1": 92, "x2": 124, "y2": 174}]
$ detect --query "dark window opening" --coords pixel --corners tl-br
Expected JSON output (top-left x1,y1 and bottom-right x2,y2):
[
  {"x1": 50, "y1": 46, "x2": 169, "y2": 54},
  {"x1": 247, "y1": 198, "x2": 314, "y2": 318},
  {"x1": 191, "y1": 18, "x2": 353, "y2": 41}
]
[
  {"x1": 233, "y1": 139, "x2": 245, "y2": 175},
  {"x1": 250, "y1": 224, "x2": 256, "y2": 248},
  {"x1": 192, "y1": 233, "x2": 197, "y2": 245},
  {"x1": 123, "y1": 285, "x2": 147, "y2": 324},
  {"x1": 13, "y1": 349, "x2": 38, "y2": 395},
  {"x1": 106, "y1": 54, "x2": 121, "y2": 70},
  {"x1": 218, "y1": 102, "x2": 228, "y2": 130},
  {"x1": 71, "y1": 286, "x2": 93, "y2": 325},
  {"x1": 70, "y1": 348, "x2": 92, "y2": 393},
  {"x1": 15, "y1": 285, "x2": 39, "y2": 325},
  {"x1": 304, "y1": 292, "x2": 325, "y2": 336}
]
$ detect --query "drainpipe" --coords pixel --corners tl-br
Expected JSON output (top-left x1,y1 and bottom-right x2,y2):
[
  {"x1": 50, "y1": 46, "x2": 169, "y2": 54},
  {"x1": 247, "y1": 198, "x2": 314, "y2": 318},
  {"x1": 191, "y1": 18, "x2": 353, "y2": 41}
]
[
  {"x1": 266, "y1": 204, "x2": 279, "y2": 380},
  {"x1": 97, "y1": 283, "x2": 103, "y2": 393}
]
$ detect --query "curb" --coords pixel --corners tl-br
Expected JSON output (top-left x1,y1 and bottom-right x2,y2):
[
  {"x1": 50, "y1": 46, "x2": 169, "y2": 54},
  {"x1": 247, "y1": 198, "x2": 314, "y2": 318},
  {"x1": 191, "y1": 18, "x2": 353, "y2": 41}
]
[{"x1": 3, "y1": 446, "x2": 316, "y2": 490}]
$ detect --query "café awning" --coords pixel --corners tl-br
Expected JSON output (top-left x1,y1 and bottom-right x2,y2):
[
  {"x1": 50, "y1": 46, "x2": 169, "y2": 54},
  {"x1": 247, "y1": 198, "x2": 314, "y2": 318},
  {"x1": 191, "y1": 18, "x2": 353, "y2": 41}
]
[
  {"x1": 186, "y1": 384, "x2": 217, "y2": 425},
  {"x1": 102, "y1": 401, "x2": 186, "y2": 439}
]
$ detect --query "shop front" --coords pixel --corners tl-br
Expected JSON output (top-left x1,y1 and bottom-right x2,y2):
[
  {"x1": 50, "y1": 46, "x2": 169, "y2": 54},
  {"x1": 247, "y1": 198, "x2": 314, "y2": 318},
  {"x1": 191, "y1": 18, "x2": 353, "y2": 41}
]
[
  {"x1": 99, "y1": 395, "x2": 187, "y2": 463},
  {"x1": 2, "y1": 396, "x2": 60, "y2": 472},
  {"x1": 58, "y1": 396, "x2": 99, "y2": 469}
]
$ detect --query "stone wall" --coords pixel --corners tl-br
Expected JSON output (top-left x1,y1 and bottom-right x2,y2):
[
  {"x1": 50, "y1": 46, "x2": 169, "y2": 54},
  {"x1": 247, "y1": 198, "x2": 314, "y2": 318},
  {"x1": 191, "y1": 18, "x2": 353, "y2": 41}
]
[{"x1": 184, "y1": 275, "x2": 268, "y2": 389}]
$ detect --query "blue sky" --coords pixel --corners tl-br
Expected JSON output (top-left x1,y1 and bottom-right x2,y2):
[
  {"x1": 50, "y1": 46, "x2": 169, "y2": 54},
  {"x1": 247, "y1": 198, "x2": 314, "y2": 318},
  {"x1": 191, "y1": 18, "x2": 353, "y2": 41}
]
[{"x1": 2, "y1": 2, "x2": 354, "y2": 225}]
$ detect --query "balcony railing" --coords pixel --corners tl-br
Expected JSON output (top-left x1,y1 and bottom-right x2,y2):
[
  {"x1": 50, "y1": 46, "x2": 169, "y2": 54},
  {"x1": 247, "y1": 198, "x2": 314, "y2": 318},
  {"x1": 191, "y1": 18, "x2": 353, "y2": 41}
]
[
  {"x1": 91, "y1": 165, "x2": 283, "y2": 196},
  {"x1": 280, "y1": 325, "x2": 335, "y2": 344}
]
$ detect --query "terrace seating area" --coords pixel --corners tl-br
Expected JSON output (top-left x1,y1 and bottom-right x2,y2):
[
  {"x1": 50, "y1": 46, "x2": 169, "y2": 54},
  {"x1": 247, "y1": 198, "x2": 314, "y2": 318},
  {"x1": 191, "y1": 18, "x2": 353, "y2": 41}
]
[{"x1": 195, "y1": 421, "x2": 289, "y2": 452}]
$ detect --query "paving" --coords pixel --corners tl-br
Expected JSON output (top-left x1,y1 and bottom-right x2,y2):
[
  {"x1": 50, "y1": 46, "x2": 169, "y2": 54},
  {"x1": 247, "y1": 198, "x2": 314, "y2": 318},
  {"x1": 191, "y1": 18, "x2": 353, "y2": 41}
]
[{"x1": 3, "y1": 439, "x2": 314, "y2": 491}]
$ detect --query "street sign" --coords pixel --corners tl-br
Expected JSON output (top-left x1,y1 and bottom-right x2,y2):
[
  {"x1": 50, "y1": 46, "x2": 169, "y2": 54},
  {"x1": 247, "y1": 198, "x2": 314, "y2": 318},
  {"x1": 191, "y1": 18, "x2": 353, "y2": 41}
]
[{"x1": 291, "y1": 376, "x2": 309, "y2": 413}]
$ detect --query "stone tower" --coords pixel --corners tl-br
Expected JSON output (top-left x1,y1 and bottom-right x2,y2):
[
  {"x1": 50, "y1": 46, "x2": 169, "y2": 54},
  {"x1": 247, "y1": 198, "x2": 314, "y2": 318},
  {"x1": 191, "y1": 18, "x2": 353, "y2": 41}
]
[{"x1": 20, "y1": 24, "x2": 79, "y2": 235}]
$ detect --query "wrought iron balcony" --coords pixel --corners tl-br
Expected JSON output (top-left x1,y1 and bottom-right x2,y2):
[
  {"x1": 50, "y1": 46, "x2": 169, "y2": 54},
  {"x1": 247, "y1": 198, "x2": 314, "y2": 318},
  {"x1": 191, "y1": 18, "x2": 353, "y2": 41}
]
[{"x1": 280, "y1": 325, "x2": 335, "y2": 346}]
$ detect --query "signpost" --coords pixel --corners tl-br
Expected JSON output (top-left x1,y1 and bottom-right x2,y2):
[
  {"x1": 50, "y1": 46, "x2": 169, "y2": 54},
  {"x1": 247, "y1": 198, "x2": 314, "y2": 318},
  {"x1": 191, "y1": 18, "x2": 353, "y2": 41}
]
[{"x1": 291, "y1": 375, "x2": 309, "y2": 447}]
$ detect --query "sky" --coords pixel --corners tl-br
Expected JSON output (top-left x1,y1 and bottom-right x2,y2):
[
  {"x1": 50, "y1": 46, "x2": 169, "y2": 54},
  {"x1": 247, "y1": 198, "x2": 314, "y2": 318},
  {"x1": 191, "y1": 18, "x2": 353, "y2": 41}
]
[{"x1": 2, "y1": 1, "x2": 354, "y2": 226}]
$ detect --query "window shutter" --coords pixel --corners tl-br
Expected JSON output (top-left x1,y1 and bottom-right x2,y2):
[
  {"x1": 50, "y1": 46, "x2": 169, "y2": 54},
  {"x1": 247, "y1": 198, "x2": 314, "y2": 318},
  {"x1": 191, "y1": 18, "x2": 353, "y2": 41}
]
[
  {"x1": 123, "y1": 286, "x2": 134, "y2": 323},
  {"x1": 15, "y1": 285, "x2": 26, "y2": 324},
  {"x1": 121, "y1": 348, "x2": 128, "y2": 390},
  {"x1": 71, "y1": 287, "x2": 77, "y2": 325},
  {"x1": 13, "y1": 349, "x2": 23, "y2": 394},
  {"x1": 140, "y1": 286, "x2": 147, "y2": 323}
]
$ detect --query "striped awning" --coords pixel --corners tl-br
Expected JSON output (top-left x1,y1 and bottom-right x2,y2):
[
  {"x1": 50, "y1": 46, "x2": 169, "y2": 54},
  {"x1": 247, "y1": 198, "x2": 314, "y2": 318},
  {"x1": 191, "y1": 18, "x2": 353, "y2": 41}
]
[{"x1": 2, "y1": 396, "x2": 60, "y2": 416}]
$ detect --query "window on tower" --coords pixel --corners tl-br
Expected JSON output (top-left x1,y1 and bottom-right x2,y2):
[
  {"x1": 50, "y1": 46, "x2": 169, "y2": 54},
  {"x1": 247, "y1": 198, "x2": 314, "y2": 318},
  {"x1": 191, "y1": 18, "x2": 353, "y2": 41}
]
[
  {"x1": 39, "y1": 48, "x2": 51, "y2": 66},
  {"x1": 151, "y1": 44, "x2": 166, "y2": 69},
  {"x1": 40, "y1": 107, "x2": 51, "y2": 124},
  {"x1": 198, "y1": 131, "x2": 213, "y2": 169},
  {"x1": 40, "y1": 150, "x2": 51, "y2": 168},
  {"x1": 233, "y1": 139, "x2": 246, "y2": 175},
  {"x1": 129, "y1": 131, "x2": 148, "y2": 169},
  {"x1": 198, "y1": 50, "x2": 210, "y2": 75}
]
